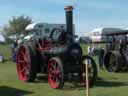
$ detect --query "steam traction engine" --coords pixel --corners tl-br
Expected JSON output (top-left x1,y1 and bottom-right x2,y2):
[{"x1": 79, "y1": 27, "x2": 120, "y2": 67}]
[
  {"x1": 104, "y1": 30, "x2": 128, "y2": 72},
  {"x1": 16, "y1": 6, "x2": 97, "y2": 89}
]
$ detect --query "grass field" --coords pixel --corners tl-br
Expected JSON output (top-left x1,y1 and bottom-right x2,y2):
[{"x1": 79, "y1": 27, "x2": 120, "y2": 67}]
[{"x1": 0, "y1": 44, "x2": 128, "y2": 96}]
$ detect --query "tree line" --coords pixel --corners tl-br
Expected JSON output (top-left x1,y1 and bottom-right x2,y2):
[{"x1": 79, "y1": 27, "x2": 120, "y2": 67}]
[{"x1": 3, "y1": 15, "x2": 32, "y2": 36}]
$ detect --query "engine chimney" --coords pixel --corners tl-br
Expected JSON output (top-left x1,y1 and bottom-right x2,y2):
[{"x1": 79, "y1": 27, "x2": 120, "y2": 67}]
[{"x1": 64, "y1": 6, "x2": 74, "y2": 39}]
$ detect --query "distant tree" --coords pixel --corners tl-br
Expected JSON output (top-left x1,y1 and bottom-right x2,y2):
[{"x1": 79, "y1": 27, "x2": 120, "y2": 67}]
[{"x1": 4, "y1": 16, "x2": 32, "y2": 35}]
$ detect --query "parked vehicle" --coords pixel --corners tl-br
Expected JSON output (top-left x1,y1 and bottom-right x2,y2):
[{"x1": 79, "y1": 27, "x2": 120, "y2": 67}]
[
  {"x1": 86, "y1": 27, "x2": 123, "y2": 43},
  {"x1": 104, "y1": 29, "x2": 128, "y2": 72},
  {"x1": 16, "y1": 6, "x2": 97, "y2": 89}
]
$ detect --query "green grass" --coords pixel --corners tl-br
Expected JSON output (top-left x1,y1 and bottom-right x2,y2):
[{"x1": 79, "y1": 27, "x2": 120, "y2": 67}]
[
  {"x1": 0, "y1": 44, "x2": 128, "y2": 96},
  {"x1": 0, "y1": 44, "x2": 11, "y2": 60}
]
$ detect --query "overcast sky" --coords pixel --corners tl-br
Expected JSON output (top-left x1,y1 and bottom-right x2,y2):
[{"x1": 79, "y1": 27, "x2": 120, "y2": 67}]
[{"x1": 0, "y1": 0, "x2": 128, "y2": 36}]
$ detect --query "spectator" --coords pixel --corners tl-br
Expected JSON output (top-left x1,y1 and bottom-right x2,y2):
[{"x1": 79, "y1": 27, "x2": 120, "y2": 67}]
[
  {"x1": 59, "y1": 26, "x2": 67, "y2": 44},
  {"x1": 87, "y1": 46, "x2": 91, "y2": 55},
  {"x1": 11, "y1": 39, "x2": 18, "y2": 62},
  {"x1": 13, "y1": 39, "x2": 18, "y2": 49},
  {"x1": 91, "y1": 45, "x2": 97, "y2": 55},
  {"x1": 60, "y1": 25, "x2": 65, "y2": 33},
  {"x1": 98, "y1": 47, "x2": 105, "y2": 69}
]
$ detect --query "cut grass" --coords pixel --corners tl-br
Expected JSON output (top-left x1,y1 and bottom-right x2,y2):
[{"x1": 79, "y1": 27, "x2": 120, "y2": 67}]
[{"x1": 0, "y1": 44, "x2": 128, "y2": 96}]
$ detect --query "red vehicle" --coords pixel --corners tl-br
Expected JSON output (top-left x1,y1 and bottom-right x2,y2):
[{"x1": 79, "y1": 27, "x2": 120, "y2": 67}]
[{"x1": 16, "y1": 6, "x2": 97, "y2": 89}]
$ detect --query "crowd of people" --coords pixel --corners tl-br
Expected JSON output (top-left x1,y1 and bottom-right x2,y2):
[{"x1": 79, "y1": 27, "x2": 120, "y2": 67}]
[{"x1": 87, "y1": 45, "x2": 105, "y2": 70}]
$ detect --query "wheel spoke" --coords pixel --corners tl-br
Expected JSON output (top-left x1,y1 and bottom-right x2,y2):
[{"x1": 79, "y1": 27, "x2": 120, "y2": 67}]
[
  {"x1": 50, "y1": 68, "x2": 54, "y2": 74},
  {"x1": 55, "y1": 76, "x2": 60, "y2": 84},
  {"x1": 58, "y1": 74, "x2": 61, "y2": 78},
  {"x1": 20, "y1": 51, "x2": 25, "y2": 57},
  {"x1": 18, "y1": 60, "x2": 25, "y2": 63},
  {"x1": 53, "y1": 75, "x2": 57, "y2": 82},
  {"x1": 109, "y1": 54, "x2": 117, "y2": 69},
  {"x1": 21, "y1": 66, "x2": 27, "y2": 73},
  {"x1": 56, "y1": 66, "x2": 60, "y2": 74},
  {"x1": 24, "y1": 53, "x2": 28, "y2": 63},
  {"x1": 53, "y1": 62, "x2": 57, "y2": 70}
]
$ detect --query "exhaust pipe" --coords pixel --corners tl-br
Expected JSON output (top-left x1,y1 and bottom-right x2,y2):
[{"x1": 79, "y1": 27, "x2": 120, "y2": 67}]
[{"x1": 64, "y1": 6, "x2": 74, "y2": 41}]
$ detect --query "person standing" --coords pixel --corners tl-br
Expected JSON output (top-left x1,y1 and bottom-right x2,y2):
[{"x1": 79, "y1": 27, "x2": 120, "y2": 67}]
[
  {"x1": 98, "y1": 47, "x2": 105, "y2": 69},
  {"x1": 87, "y1": 45, "x2": 91, "y2": 55},
  {"x1": 11, "y1": 38, "x2": 18, "y2": 62},
  {"x1": 59, "y1": 25, "x2": 67, "y2": 44}
]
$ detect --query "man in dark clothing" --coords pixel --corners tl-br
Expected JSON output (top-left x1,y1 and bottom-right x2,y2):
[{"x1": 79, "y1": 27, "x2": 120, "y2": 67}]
[
  {"x1": 98, "y1": 47, "x2": 105, "y2": 69},
  {"x1": 11, "y1": 39, "x2": 18, "y2": 62},
  {"x1": 59, "y1": 25, "x2": 67, "y2": 44}
]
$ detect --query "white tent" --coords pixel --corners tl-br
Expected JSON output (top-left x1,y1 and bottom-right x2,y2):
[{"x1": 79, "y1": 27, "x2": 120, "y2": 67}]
[
  {"x1": 0, "y1": 34, "x2": 5, "y2": 43},
  {"x1": 87, "y1": 27, "x2": 124, "y2": 42}
]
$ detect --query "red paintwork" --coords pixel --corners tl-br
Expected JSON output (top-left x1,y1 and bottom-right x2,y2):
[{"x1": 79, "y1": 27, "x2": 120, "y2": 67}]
[
  {"x1": 17, "y1": 46, "x2": 30, "y2": 81},
  {"x1": 48, "y1": 60, "x2": 61, "y2": 89},
  {"x1": 36, "y1": 39, "x2": 51, "y2": 51}
]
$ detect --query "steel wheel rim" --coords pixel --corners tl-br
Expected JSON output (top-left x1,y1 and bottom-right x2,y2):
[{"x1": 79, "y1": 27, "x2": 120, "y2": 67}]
[
  {"x1": 17, "y1": 46, "x2": 30, "y2": 81},
  {"x1": 109, "y1": 54, "x2": 117, "y2": 71},
  {"x1": 48, "y1": 60, "x2": 62, "y2": 89}
]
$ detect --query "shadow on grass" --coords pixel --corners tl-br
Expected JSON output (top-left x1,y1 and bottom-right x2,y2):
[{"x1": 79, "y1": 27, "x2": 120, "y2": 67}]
[
  {"x1": 0, "y1": 86, "x2": 33, "y2": 96},
  {"x1": 62, "y1": 83, "x2": 86, "y2": 91},
  {"x1": 35, "y1": 74, "x2": 86, "y2": 90},
  {"x1": 35, "y1": 74, "x2": 48, "y2": 83},
  {"x1": 34, "y1": 75, "x2": 128, "y2": 90},
  {"x1": 95, "y1": 80, "x2": 128, "y2": 87},
  {"x1": 62, "y1": 76, "x2": 128, "y2": 91}
]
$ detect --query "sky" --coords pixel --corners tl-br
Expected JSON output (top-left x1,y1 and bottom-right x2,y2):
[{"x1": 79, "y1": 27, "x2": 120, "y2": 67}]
[{"x1": 0, "y1": 0, "x2": 128, "y2": 36}]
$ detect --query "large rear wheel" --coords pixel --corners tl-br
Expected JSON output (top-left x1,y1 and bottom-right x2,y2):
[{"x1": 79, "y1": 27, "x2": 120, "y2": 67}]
[
  {"x1": 16, "y1": 45, "x2": 37, "y2": 82},
  {"x1": 48, "y1": 57, "x2": 64, "y2": 89}
]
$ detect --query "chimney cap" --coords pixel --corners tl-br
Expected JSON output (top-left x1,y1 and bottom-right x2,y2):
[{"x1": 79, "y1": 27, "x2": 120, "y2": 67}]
[{"x1": 64, "y1": 6, "x2": 74, "y2": 11}]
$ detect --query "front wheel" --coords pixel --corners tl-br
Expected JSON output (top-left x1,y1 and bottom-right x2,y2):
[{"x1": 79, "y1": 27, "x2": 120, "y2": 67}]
[
  {"x1": 109, "y1": 53, "x2": 120, "y2": 72},
  {"x1": 81, "y1": 55, "x2": 97, "y2": 87},
  {"x1": 48, "y1": 57, "x2": 64, "y2": 89}
]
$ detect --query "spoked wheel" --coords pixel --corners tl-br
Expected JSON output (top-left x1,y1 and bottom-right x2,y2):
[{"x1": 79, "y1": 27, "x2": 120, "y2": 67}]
[
  {"x1": 16, "y1": 45, "x2": 37, "y2": 82},
  {"x1": 109, "y1": 53, "x2": 119, "y2": 72},
  {"x1": 82, "y1": 56, "x2": 97, "y2": 87},
  {"x1": 48, "y1": 57, "x2": 64, "y2": 89}
]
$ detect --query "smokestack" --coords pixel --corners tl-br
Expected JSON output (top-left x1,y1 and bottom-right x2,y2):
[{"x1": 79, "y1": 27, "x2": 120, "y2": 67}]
[{"x1": 64, "y1": 6, "x2": 74, "y2": 37}]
